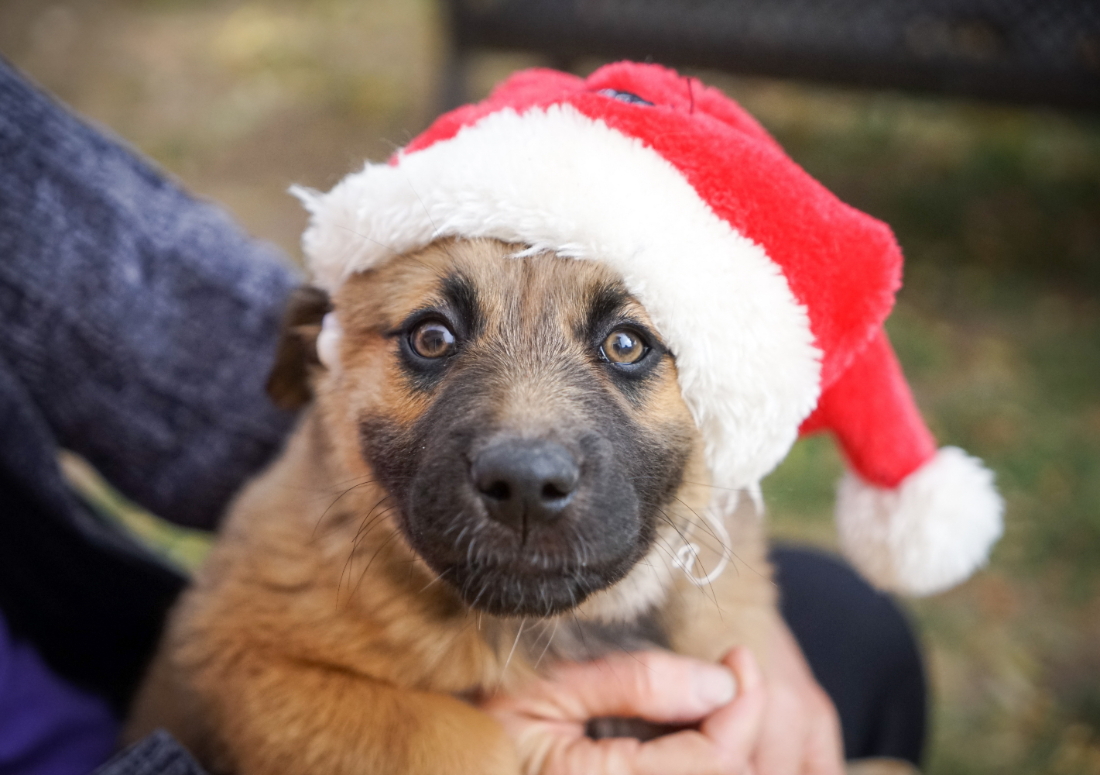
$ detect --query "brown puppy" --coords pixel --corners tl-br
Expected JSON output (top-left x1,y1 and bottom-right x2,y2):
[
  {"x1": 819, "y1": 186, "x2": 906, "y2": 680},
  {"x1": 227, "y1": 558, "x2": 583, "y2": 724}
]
[{"x1": 127, "y1": 238, "x2": 776, "y2": 774}]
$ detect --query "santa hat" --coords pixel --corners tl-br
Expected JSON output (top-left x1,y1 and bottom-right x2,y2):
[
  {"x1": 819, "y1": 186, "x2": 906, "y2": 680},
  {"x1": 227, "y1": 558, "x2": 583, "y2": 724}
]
[{"x1": 294, "y1": 62, "x2": 1003, "y2": 596}]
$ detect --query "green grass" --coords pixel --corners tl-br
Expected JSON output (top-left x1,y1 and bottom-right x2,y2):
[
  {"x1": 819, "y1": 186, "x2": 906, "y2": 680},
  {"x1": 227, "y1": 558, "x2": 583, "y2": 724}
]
[
  {"x1": 58, "y1": 452, "x2": 212, "y2": 574},
  {"x1": 764, "y1": 274, "x2": 1100, "y2": 774},
  {"x1": 746, "y1": 83, "x2": 1100, "y2": 772}
]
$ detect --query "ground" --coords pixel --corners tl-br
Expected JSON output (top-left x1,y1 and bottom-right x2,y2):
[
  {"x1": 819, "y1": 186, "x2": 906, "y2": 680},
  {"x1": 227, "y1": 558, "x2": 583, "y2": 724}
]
[{"x1": 2, "y1": 1, "x2": 1098, "y2": 772}]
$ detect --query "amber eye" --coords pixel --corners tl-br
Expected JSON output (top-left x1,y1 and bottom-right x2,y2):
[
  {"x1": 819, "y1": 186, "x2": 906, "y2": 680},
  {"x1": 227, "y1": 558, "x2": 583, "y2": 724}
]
[
  {"x1": 601, "y1": 329, "x2": 647, "y2": 365},
  {"x1": 409, "y1": 320, "x2": 456, "y2": 359}
]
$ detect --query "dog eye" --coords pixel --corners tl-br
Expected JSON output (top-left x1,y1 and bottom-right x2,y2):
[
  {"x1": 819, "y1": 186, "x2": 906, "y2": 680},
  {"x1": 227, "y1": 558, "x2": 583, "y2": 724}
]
[
  {"x1": 601, "y1": 329, "x2": 647, "y2": 365},
  {"x1": 409, "y1": 320, "x2": 456, "y2": 359}
]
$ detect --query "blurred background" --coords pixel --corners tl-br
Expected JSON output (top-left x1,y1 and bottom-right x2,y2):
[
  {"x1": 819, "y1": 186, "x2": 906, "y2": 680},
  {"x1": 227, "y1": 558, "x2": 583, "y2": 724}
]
[{"x1": 1, "y1": 1, "x2": 1097, "y2": 772}]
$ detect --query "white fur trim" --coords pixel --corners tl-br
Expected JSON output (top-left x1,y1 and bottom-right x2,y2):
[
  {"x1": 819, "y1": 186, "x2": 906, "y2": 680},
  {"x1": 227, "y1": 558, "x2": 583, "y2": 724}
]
[
  {"x1": 836, "y1": 446, "x2": 1004, "y2": 596},
  {"x1": 316, "y1": 312, "x2": 343, "y2": 374},
  {"x1": 293, "y1": 105, "x2": 821, "y2": 490}
]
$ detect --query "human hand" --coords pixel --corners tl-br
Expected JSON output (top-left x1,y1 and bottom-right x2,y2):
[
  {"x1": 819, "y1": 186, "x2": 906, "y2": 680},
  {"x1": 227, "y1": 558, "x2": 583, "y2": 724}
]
[
  {"x1": 481, "y1": 648, "x2": 767, "y2": 775},
  {"x1": 750, "y1": 615, "x2": 845, "y2": 775}
]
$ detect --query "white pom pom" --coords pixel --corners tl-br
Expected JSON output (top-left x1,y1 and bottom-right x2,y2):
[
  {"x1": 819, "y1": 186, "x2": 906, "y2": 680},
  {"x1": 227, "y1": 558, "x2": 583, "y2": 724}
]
[
  {"x1": 316, "y1": 312, "x2": 343, "y2": 375},
  {"x1": 836, "y1": 447, "x2": 1004, "y2": 596}
]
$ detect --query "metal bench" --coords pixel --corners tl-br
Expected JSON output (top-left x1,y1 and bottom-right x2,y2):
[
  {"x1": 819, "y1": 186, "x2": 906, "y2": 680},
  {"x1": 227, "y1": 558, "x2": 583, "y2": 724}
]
[{"x1": 441, "y1": 0, "x2": 1100, "y2": 110}]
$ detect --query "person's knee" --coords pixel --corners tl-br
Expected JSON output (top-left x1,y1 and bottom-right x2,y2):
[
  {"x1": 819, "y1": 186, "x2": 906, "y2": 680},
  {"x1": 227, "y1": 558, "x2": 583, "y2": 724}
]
[{"x1": 771, "y1": 545, "x2": 927, "y2": 764}]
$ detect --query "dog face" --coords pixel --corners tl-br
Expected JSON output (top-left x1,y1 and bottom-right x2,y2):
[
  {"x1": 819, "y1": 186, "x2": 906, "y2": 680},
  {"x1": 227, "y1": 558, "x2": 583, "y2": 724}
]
[{"x1": 289, "y1": 239, "x2": 704, "y2": 619}]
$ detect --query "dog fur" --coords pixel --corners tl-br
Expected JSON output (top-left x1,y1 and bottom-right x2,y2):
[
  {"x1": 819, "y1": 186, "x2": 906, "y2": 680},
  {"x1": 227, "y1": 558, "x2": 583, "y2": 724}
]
[{"x1": 127, "y1": 238, "x2": 778, "y2": 774}]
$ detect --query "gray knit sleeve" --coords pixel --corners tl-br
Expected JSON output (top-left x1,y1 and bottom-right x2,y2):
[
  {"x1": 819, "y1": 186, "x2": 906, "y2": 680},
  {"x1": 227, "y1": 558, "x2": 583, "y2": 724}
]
[{"x1": 0, "y1": 58, "x2": 301, "y2": 530}]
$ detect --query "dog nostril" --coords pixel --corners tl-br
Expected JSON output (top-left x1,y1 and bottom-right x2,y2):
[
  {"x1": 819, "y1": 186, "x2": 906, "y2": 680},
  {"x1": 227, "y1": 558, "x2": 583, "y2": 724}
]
[
  {"x1": 541, "y1": 481, "x2": 570, "y2": 501},
  {"x1": 471, "y1": 439, "x2": 579, "y2": 533},
  {"x1": 482, "y1": 481, "x2": 511, "y2": 502}
]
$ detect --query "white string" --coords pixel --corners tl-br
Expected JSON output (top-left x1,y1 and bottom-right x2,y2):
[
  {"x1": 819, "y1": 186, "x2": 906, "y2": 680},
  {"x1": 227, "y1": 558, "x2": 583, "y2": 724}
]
[
  {"x1": 671, "y1": 499, "x2": 734, "y2": 587},
  {"x1": 747, "y1": 482, "x2": 765, "y2": 517}
]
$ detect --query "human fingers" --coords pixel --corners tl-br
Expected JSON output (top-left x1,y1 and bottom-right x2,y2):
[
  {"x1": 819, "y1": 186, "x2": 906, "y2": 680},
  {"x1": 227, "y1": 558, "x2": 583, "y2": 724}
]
[
  {"x1": 750, "y1": 616, "x2": 845, "y2": 775},
  {"x1": 699, "y1": 648, "x2": 768, "y2": 773},
  {"x1": 801, "y1": 688, "x2": 844, "y2": 775},
  {"x1": 543, "y1": 650, "x2": 738, "y2": 724},
  {"x1": 482, "y1": 651, "x2": 741, "y2": 775},
  {"x1": 752, "y1": 680, "x2": 807, "y2": 775},
  {"x1": 752, "y1": 686, "x2": 843, "y2": 775},
  {"x1": 750, "y1": 688, "x2": 844, "y2": 775},
  {"x1": 540, "y1": 730, "x2": 737, "y2": 775}
]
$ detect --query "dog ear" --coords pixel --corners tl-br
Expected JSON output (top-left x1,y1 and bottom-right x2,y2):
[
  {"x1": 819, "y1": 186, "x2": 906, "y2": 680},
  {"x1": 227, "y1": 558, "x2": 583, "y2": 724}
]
[{"x1": 267, "y1": 286, "x2": 332, "y2": 411}]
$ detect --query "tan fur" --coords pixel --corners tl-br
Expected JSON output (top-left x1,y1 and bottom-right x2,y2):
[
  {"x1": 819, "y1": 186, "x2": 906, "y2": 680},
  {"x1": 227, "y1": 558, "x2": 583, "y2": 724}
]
[{"x1": 128, "y1": 239, "x2": 777, "y2": 774}]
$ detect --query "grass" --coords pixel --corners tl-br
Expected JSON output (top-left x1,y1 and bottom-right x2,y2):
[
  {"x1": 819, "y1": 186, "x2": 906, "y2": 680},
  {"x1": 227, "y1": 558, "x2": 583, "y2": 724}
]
[
  {"x1": 2, "y1": 1, "x2": 1098, "y2": 771},
  {"x1": 58, "y1": 451, "x2": 212, "y2": 574},
  {"x1": 749, "y1": 82, "x2": 1100, "y2": 774}
]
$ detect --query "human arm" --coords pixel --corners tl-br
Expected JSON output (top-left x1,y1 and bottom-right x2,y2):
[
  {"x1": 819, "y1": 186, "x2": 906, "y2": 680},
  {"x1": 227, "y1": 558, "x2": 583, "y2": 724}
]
[{"x1": 0, "y1": 57, "x2": 300, "y2": 530}]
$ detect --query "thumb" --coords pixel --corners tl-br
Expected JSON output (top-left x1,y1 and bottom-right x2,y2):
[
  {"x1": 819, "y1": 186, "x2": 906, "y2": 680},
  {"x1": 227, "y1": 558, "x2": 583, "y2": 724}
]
[
  {"x1": 544, "y1": 650, "x2": 738, "y2": 724},
  {"x1": 701, "y1": 647, "x2": 768, "y2": 769}
]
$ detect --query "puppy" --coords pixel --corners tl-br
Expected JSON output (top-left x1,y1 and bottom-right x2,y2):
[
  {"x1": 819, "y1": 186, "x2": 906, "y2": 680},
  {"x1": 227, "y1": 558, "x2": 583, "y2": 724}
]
[
  {"x1": 125, "y1": 58, "x2": 986, "y2": 774},
  {"x1": 126, "y1": 237, "x2": 777, "y2": 774}
]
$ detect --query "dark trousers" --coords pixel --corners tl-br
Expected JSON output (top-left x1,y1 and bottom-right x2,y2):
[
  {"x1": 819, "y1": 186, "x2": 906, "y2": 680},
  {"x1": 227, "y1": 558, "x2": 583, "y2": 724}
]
[{"x1": 774, "y1": 547, "x2": 927, "y2": 765}]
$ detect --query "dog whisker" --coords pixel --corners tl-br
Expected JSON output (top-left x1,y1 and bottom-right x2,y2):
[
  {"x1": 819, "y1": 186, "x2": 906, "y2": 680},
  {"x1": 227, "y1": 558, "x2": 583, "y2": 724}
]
[
  {"x1": 350, "y1": 528, "x2": 403, "y2": 602},
  {"x1": 454, "y1": 524, "x2": 470, "y2": 547},
  {"x1": 469, "y1": 581, "x2": 490, "y2": 612},
  {"x1": 672, "y1": 496, "x2": 723, "y2": 542},
  {"x1": 650, "y1": 533, "x2": 681, "y2": 565},
  {"x1": 533, "y1": 618, "x2": 559, "y2": 669},
  {"x1": 501, "y1": 618, "x2": 525, "y2": 679},
  {"x1": 681, "y1": 504, "x2": 772, "y2": 585},
  {"x1": 418, "y1": 567, "x2": 450, "y2": 594},
  {"x1": 352, "y1": 495, "x2": 396, "y2": 542},
  {"x1": 336, "y1": 513, "x2": 383, "y2": 608},
  {"x1": 568, "y1": 603, "x2": 596, "y2": 664},
  {"x1": 348, "y1": 507, "x2": 400, "y2": 564},
  {"x1": 655, "y1": 507, "x2": 722, "y2": 612},
  {"x1": 315, "y1": 481, "x2": 384, "y2": 538},
  {"x1": 654, "y1": 507, "x2": 697, "y2": 558}
]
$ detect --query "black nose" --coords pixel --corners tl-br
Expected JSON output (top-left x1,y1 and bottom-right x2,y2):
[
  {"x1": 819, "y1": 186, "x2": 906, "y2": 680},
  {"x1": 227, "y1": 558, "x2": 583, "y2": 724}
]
[{"x1": 472, "y1": 439, "x2": 579, "y2": 536}]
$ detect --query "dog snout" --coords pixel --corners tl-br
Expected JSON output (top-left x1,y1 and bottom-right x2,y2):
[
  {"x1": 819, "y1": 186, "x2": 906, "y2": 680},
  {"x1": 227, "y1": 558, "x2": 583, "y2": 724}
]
[{"x1": 472, "y1": 439, "x2": 579, "y2": 534}]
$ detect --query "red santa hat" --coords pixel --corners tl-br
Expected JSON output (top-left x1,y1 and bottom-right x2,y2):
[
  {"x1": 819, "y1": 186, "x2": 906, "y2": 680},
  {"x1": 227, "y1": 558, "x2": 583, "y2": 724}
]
[{"x1": 294, "y1": 62, "x2": 1003, "y2": 596}]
